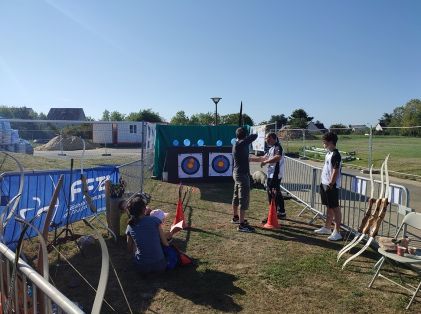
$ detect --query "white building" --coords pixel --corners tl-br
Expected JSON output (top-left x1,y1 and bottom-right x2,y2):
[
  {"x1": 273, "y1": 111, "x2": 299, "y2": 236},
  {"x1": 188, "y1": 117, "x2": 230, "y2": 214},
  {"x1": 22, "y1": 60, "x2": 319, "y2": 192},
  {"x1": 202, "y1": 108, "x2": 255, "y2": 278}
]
[{"x1": 92, "y1": 122, "x2": 156, "y2": 149}]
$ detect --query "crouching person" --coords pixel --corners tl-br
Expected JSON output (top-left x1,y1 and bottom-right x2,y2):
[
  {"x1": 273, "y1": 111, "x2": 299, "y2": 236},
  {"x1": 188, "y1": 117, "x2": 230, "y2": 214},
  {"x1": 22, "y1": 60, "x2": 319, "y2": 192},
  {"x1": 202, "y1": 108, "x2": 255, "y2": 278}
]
[{"x1": 125, "y1": 195, "x2": 169, "y2": 273}]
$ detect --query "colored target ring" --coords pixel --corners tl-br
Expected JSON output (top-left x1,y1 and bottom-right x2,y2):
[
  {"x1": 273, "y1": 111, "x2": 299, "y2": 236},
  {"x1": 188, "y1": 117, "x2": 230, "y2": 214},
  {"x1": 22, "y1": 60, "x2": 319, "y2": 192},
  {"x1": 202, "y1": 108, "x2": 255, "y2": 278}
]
[
  {"x1": 181, "y1": 156, "x2": 201, "y2": 175},
  {"x1": 211, "y1": 155, "x2": 231, "y2": 174}
]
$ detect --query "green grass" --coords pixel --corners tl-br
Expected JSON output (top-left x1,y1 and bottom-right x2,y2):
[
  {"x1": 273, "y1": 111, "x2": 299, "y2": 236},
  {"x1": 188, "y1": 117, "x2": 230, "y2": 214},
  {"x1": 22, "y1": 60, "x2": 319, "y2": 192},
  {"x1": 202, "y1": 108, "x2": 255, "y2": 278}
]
[
  {"x1": 284, "y1": 135, "x2": 421, "y2": 177},
  {"x1": 21, "y1": 179, "x2": 421, "y2": 313},
  {"x1": 0, "y1": 151, "x2": 138, "y2": 172},
  {"x1": 262, "y1": 250, "x2": 339, "y2": 288}
]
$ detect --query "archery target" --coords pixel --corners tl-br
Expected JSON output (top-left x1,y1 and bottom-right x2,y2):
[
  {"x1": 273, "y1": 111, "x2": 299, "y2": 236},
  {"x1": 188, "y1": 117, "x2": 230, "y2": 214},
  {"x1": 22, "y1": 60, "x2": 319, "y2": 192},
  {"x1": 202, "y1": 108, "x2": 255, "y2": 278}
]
[
  {"x1": 208, "y1": 153, "x2": 233, "y2": 177},
  {"x1": 178, "y1": 153, "x2": 203, "y2": 178}
]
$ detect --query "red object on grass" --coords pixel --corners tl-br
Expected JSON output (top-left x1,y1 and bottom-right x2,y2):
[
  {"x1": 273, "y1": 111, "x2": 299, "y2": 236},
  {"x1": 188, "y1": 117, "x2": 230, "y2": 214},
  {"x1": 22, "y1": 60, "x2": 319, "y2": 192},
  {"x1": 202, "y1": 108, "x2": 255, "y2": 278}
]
[
  {"x1": 263, "y1": 197, "x2": 280, "y2": 229},
  {"x1": 172, "y1": 198, "x2": 189, "y2": 229}
]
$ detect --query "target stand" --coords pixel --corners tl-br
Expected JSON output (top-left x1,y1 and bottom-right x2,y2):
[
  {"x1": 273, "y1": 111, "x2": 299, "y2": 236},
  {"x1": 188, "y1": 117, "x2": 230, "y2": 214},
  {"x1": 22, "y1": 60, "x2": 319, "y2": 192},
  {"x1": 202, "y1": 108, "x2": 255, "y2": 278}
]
[{"x1": 166, "y1": 147, "x2": 233, "y2": 183}]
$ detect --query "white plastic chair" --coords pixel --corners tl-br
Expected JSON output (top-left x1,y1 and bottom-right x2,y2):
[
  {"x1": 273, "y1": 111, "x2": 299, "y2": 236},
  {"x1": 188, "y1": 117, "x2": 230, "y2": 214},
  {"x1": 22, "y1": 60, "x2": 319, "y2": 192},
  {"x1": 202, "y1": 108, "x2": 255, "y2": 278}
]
[{"x1": 368, "y1": 212, "x2": 421, "y2": 310}]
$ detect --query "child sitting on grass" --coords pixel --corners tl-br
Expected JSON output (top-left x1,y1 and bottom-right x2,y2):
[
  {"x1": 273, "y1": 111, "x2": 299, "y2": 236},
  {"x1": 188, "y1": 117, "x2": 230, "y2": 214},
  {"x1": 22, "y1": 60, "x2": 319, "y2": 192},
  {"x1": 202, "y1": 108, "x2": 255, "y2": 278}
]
[
  {"x1": 125, "y1": 196, "x2": 169, "y2": 273},
  {"x1": 150, "y1": 209, "x2": 182, "y2": 241}
]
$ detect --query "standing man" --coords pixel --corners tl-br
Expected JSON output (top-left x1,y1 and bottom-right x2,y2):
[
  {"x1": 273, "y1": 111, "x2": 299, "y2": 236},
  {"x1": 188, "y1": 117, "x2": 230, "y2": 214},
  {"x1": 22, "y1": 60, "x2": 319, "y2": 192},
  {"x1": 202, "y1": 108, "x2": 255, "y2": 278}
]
[
  {"x1": 232, "y1": 127, "x2": 258, "y2": 232},
  {"x1": 314, "y1": 132, "x2": 342, "y2": 241},
  {"x1": 251, "y1": 133, "x2": 286, "y2": 222}
]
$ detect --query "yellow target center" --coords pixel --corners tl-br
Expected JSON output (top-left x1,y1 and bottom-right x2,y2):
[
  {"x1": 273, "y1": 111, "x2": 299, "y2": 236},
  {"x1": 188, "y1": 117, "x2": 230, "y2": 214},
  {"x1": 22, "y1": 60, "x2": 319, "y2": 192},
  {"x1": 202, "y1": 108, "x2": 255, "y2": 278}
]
[
  {"x1": 217, "y1": 161, "x2": 224, "y2": 167},
  {"x1": 187, "y1": 159, "x2": 195, "y2": 169}
]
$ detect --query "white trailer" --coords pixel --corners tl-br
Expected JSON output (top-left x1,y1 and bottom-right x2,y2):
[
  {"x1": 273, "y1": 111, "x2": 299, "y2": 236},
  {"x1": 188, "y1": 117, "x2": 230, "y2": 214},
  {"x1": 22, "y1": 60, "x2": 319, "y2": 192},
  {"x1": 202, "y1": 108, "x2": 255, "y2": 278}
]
[
  {"x1": 92, "y1": 123, "x2": 113, "y2": 144},
  {"x1": 116, "y1": 122, "x2": 143, "y2": 144},
  {"x1": 92, "y1": 122, "x2": 156, "y2": 146}
]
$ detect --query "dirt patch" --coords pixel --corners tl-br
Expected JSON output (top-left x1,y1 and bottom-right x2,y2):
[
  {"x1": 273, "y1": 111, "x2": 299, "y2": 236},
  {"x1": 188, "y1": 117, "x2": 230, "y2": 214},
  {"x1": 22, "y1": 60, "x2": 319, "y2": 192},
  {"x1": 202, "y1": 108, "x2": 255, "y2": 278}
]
[{"x1": 35, "y1": 135, "x2": 97, "y2": 151}]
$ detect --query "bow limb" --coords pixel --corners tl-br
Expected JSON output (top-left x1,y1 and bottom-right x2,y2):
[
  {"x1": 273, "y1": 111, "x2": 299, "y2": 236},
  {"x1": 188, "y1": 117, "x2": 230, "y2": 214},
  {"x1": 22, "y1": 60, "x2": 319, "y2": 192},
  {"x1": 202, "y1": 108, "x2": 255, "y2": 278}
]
[
  {"x1": 369, "y1": 164, "x2": 374, "y2": 199},
  {"x1": 15, "y1": 216, "x2": 53, "y2": 314},
  {"x1": 379, "y1": 160, "x2": 385, "y2": 199},
  {"x1": 37, "y1": 175, "x2": 64, "y2": 274},
  {"x1": 337, "y1": 233, "x2": 361, "y2": 261},
  {"x1": 384, "y1": 154, "x2": 390, "y2": 201},
  {"x1": 81, "y1": 174, "x2": 97, "y2": 214},
  {"x1": 342, "y1": 237, "x2": 374, "y2": 269},
  {"x1": 4, "y1": 213, "x2": 42, "y2": 312},
  {"x1": 81, "y1": 175, "x2": 117, "y2": 241},
  {"x1": 0, "y1": 152, "x2": 25, "y2": 235},
  {"x1": 338, "y1": 233, "x2": 366, "y2": 261},
  {"x1": 82, "y1": 219, "x2": 110, "y2": 314}
]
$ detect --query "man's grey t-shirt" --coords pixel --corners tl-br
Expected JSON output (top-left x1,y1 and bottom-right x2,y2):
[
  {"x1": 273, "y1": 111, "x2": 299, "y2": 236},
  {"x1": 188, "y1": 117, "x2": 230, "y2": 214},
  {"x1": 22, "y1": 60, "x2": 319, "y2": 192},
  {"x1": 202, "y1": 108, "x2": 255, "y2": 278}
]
[
  {"x1": 126, "y1": 216, "x2": 165, "y2": 265},
  {"x1": 232, "y1": 133, "x2": 258, "y2": 175}
]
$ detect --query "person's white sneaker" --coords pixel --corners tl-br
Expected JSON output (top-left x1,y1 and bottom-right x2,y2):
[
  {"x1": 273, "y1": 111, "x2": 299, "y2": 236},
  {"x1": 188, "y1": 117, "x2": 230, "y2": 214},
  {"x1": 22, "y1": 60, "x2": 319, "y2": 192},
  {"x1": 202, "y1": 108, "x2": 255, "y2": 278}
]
[
  {"x1": 314, "y1": 227, "x2": 332, "y2": 235},
  {"x1": 328, "y1": 230, "x2": 343, "y2": 241}
]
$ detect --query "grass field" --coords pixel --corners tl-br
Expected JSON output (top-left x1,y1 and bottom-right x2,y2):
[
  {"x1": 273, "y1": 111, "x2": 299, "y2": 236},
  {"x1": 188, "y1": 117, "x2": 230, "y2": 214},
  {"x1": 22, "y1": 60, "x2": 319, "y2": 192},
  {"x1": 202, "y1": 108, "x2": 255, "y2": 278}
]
[
  {"x1": 284, "y1": 135, "x2": 421, "y2": 178},
  {"x1": 22, "y1": 179, "x2": 421, "y2": 313},
  {"x1": 0, "y1": 151, "x2": 139, "y2": 172}
]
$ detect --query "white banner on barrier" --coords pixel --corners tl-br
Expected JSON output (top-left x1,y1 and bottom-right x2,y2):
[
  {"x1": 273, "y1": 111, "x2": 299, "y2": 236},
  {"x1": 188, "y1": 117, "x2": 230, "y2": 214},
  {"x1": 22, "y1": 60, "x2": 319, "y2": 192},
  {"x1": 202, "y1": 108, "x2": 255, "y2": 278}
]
[
  {"x1": 389, "y1": 186, "x2": 401, "y2": 205},
  {"x1": 351, "y1": 178, "x2": 367, "y2": 195}
]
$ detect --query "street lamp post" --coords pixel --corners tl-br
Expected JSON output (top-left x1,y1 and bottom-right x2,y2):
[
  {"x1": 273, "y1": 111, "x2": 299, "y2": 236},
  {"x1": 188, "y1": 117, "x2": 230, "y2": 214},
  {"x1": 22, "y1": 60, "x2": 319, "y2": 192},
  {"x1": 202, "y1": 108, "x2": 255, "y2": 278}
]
[{"x1": 210, "y1": 97, "x2": 222, "y2": 125}]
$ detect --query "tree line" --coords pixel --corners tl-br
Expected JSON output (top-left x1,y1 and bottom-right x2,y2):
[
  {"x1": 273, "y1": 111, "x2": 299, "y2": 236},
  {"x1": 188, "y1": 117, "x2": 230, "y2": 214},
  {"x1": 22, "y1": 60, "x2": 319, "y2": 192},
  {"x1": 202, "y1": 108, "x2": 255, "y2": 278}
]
[
  {"x1": 378, "y1": 99, "x2": 421, "y2": 136},
  {"x1": 169, "y1": 111, "x2": 254, "y2": 126},
  {"x1": 2, "y1": 98, "x2": 420, "y2": 139}
]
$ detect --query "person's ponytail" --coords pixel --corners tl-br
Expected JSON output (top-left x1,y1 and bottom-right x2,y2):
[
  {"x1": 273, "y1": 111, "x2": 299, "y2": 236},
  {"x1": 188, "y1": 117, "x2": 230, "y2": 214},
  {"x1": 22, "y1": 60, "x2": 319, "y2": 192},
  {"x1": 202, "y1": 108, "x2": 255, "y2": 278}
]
[
  {"x1": 128, "y1": 214, "x2": 138, "y2": 226},
  {"x1": 125, "y1": 195, "x2": 146, "y2": 226}
]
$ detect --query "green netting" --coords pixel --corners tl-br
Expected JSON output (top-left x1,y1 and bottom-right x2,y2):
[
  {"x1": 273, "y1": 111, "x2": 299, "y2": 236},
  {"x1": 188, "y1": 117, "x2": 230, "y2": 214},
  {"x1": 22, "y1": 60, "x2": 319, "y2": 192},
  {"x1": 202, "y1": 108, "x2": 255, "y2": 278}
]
[{"x1": 153, "y1": 124, "x2": 241, "y2": 178}]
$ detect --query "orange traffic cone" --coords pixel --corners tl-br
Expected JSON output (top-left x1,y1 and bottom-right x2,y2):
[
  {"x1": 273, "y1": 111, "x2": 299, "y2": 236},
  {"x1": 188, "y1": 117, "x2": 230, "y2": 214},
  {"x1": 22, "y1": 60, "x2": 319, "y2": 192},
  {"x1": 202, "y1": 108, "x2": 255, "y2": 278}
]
[
  {"x1": 263, "y1": 197, "x2": 280, "y2": 229},
  {"x1": 172, "y1": 198, "x2": 189, "y2": 229}
]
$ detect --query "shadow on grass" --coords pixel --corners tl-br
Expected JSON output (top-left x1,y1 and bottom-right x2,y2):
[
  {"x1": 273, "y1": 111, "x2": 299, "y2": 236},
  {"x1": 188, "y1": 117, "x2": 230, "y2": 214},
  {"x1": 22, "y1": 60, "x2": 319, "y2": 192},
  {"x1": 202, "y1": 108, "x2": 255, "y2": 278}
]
[
  {"x1": 51, "y1": 236, "x2": 244, "y2": 313},
  {"x1": 156, "y1": 266, "x2": 245, "y2": 313},
  {"x1": 254, "y1": 220, "x2": 381, "y2": 264},
  {"x1": 190, "y1": 182, "x2": 234, "y2": 205}
]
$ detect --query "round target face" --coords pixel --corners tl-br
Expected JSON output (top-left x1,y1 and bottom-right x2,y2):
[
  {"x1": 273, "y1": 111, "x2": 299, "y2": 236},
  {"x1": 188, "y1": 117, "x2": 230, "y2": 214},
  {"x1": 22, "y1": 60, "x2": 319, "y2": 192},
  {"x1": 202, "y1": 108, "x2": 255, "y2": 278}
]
[
  {"x1": 181, "y1": 156, "x2": 201, "y2": 175},
  {"x1": 211, "y1": 155, "x2": 231, "y2": 174}
]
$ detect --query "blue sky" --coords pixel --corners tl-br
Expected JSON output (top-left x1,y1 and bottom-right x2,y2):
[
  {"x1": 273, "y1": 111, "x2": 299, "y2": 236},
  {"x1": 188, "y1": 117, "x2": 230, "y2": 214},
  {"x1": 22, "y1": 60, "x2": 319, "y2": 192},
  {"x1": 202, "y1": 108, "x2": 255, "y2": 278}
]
[{"x1": 0, "y1": 0, "x2": 420, "y2": 126}]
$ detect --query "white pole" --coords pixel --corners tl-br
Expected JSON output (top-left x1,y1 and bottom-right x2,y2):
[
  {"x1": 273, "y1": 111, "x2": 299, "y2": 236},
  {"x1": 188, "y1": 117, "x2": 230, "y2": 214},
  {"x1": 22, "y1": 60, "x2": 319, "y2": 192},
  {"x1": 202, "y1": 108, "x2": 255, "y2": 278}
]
[
  {"x1": 368, "y1": 124, "x2": 373, "y2": 169},
  {"x1": 140, "y1": 122, "x2": 146, "y2": 192},
  {"x1": 302, "y1": 129, "x2": 306, "y2": 159}
]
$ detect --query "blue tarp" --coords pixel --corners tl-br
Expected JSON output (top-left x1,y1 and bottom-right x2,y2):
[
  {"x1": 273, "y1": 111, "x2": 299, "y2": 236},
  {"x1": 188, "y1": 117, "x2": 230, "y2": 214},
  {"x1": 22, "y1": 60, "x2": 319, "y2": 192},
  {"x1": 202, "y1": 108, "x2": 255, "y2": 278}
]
[{"x1": 1, "y1": 166, "x2": 119, "y2": 246}]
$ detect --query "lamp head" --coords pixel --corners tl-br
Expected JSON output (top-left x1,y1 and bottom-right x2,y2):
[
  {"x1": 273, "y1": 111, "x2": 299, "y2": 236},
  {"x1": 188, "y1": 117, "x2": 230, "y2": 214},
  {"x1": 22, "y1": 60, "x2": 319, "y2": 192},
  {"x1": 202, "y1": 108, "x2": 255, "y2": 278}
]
[{"x1": 210, "y1": 97, "x2": 222, "y2": 105}]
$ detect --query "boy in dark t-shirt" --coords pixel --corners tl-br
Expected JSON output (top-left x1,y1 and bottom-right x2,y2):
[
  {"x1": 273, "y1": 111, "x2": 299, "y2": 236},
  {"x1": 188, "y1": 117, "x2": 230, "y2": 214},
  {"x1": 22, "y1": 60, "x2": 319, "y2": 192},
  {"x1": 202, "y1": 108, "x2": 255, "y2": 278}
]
[
  {"x1": 314, "y1": 132, "x2": 343, "y2": 241},
  {"x1": 232, "y1": 127, "x2": 258, "y2": 233}
]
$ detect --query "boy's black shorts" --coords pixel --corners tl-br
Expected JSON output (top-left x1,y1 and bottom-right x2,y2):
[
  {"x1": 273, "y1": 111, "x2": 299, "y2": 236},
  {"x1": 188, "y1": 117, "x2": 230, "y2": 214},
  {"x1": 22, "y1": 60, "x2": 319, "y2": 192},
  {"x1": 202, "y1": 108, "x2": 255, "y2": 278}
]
[{"x1": 320, "y1": 183, "x2": 339, "y2": 208}]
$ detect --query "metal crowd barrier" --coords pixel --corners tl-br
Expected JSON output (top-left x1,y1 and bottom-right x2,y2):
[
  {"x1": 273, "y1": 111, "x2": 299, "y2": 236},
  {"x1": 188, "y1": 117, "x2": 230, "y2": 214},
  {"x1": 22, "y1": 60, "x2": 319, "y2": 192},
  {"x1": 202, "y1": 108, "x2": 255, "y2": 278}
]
[
  {"x1": 117, "y1": 150, "x2": 154, "y2": 195},
  {"x1": 117, "y1": 159, "x2": 143, "y2": 194},
  {"x1": 0, "y1": 242, "x2": 84, "y2": 314},
  {"x1": 281, "y1": 156, "x2": 413, "y2": 239}
]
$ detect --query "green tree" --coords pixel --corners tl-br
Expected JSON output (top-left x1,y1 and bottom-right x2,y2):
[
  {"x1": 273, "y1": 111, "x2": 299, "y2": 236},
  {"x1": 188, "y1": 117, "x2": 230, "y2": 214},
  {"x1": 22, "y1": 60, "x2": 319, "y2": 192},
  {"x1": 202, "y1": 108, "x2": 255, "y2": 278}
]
[
  {"x1": 170, "y1": 111, "x2": 190, "y2": 125},
  {"x1": 379, "y1": 113, "x2": 393, "y2": 126},
  {"x1": 221, "y1": 113, "x2": 254, "y2": 126},
  {"x1": 101, "y1": 110, "x2": 111, "y2": 121},
  {"x1": 126, "y1": 109, "x2": 163, "y2": 122},
  {"x1": 379, "y1": 99, "x2": 421, "y2": 136},
  {"x1": 38, "y1": 112, "x2": 47, "y2": 120},
  {"x1": 268, "y1": 114, "x2": 288, "y2": 129},
  {"x1": 190, "y1": 112, "x2": 215, "y2": 125},
  {"x1": 0, "y1": 106, "x2": 39, "y2": 119},
  {"x1": 329, "y1": 123, "x2": 351, "y2": 135},
  {"x1": 0, "y1": 106, "x2": 56, "y2": 140},
  {"x1": 401, "y1": 99, "x2": 421, "y2": 136},
  {"x1": 110, "y1": 111, "x2": 125, "y2": 121},
  {"x1": 288, "y1": 109, "x2": 313, "y2": 129}
]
